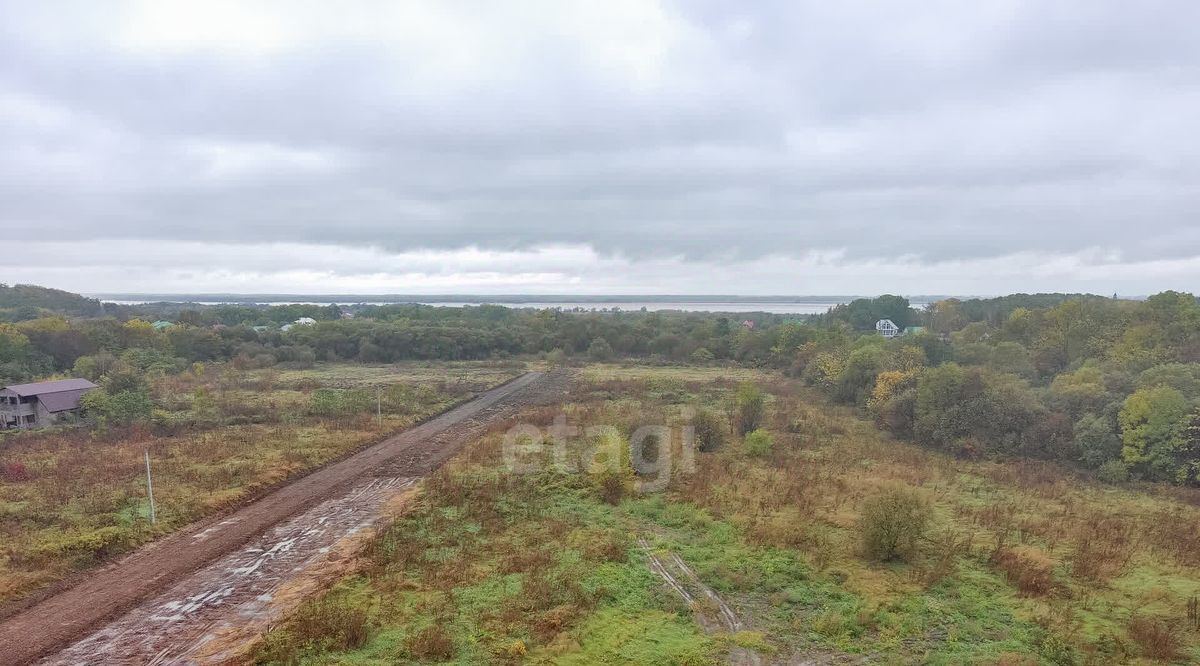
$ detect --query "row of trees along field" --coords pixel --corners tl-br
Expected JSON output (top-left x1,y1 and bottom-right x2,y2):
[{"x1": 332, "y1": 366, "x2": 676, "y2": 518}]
[
  {"x1": 4, "y1": 283, "x2": 1200, "y2": 485},
  {"x1": 805, "y1": 292, "x2": 1200, "y2": 485}
]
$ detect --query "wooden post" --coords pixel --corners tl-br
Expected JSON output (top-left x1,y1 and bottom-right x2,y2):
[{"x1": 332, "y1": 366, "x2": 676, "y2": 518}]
[{"x1": 144, "y1": 449, "x2": 157, "y2": 525}]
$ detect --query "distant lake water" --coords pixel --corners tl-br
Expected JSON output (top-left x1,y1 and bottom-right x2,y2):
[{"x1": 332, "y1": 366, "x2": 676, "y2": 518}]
[
  {"x1": 104, "y1": 299, "x2": 846, "y2": 314},
  {"x1": 418, "y1": 301, "x2": 846, "y2": 314},
  {"x1": 101, "y1": 298, "x2": 936, "y2": 315}
]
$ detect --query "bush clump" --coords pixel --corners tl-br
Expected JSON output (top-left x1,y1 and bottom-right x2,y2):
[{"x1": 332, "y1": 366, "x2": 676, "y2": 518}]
[
  {"x1": 743, "y1": 429, "x2": 773, "y2": 457},
  {"x1": 406, "y1": 625, "x2": 456, "y2": 661},
  {"x1": 1, "y1": 460, "x2": 31, "y2": 482},
  {"x1": 859, "y1": 486, "x2": 929, "y2": 562},
  {"x1": 1096, "y1": 460, "x2": 1129, "y2": 484},
  {"x1": 257, "y1": 595, "x2": 373, "y2": 662},
  {"x1": 1127, "y1": 615, "x2": 1182, "y2": 661},
  {"x1": 734, "y1": 383, "x2": 765, "y2": 435},
  {"x1": 587, "y1": 337, "x2": 614, "y2": 361},
  {"x1": 692, "y1": 409, "x2": 726, "y2": 453},
  {"x1": 992, "y1": 546, "x2": 1056, "y2": 596}
]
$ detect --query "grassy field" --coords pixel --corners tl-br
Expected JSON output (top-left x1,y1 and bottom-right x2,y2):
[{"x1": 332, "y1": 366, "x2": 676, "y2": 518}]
[
  {"x1": 0, "y1": 361, "x2": 523, "y2": 608},
  {"x1": 253, "y1": 363, "x2": 1200, "y2": 665}
]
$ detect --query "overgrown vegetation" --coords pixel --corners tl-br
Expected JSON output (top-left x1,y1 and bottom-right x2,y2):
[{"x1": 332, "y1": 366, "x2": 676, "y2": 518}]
[
  {"x1": 7, "y1": 285, "x2": 1200, "y2": 660},
  {"x1": 858, "y1": 485, "x2": 928, "y2": 562},
  {"x1": 255, "y1": 445, "x2": 715, "y2": 664},
  {"x1": 9, "y1": 286, "x2": 1200, "y2": 489},
  {"x1": 0, "y1": 362, "x2": 518, "y2": 606},
  {"x1": 255, "y1": 365, "x2": 1200, "y2": 663}
]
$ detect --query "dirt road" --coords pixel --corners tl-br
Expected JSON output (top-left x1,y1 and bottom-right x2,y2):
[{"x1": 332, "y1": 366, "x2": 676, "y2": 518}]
[{"x1": 0, "y1": 370, "x2": 567, "y2": 665}]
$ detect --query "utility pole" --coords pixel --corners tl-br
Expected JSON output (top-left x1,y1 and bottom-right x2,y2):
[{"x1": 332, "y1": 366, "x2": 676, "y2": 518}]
[
  {"x1": 144, "y1": 449, "x2": 157, "y2": 525},
  {"x1": 377, "y1": 387, "x2": 383, "y2": 430}
]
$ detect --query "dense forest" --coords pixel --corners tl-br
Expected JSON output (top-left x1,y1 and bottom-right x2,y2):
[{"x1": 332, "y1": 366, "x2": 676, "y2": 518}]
[{"x1": 4, "y1": 283, "x2": 1200, "y2": 486}]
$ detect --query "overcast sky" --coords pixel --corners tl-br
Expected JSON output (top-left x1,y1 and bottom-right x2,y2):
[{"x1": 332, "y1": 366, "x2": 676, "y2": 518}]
[{"x1": 2, "y1": 1, "x2": 1199, "y2": 296}]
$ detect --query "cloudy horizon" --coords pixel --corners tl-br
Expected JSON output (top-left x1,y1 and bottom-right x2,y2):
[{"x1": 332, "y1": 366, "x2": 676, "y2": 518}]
[{"x1": 3, "y1": 1, "x2": 1200, "y2": 296}]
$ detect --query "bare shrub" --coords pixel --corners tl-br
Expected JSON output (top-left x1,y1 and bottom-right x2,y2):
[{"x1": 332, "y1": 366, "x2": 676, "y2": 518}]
[
  {"x1": 298, "y1": 597, "x2": 371, "y2": 651},
  {"x1": 598, "y1": 469, "x2": 626, "y2": 505},
  {"x1": 583, "y1": 530, "x2": 630, "y2": 563},
  {"x1": 691, "y1": 409, "x2": 726, "y2": 453},
  {"x1": 1, "y1": 460, "x2": 31, "y2": 482},
  {"x1": 1145, "y1": 506, "x2": 1200, "y2": 567},
  {"x1": 501, "y1": 548, "x2": 554, "y2": 574},
  {"x1": 859, "y1": 485, "x2": 929, "y2": 562},
  {"x1": 920, "y1": 528, "x2": 970, "y2": 588},
  {"x1": 405, "y1": 625, "x2": 456, "y2": 661},
  {"x1": 258, "y1": 595, "x2": 373, "y2": 662},
  {"x1": 1126, "y1": 615, "x2": 1182, "y2": 661},
  {"x1": 1070, "y1": 513, "x2": 1137, "y2": 581},
  {"x1": 992, "y1": 546, "x2": 1056, "y2": 597}
]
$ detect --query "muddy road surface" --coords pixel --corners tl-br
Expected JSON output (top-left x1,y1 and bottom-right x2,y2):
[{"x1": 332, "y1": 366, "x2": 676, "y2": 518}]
[{"x1": 0, "y1": 370, "x2": 570, "y2": 665}]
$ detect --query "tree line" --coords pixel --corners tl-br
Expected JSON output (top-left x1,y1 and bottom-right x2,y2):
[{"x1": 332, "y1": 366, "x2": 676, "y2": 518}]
[
  {"x1": 4, "y1": 284, "x2": 1200, "y2": 485},
  {"x1": 803, "y1": 292, "x2": 1200, "y2": 485}
]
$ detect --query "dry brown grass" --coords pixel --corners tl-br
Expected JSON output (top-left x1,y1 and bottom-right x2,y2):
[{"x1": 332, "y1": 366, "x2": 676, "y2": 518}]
[
  {"x1": 991, "y1": 546, "x2": 1057, "y2": 597},
  {"x1": 1070, "y1": 511, "x2": 1138, "y2": 581},
  {"x1": 405, "y1": 625, "x2": 456, "y2": 661},
  {"x1": 1127, "y1": 615, "x2": 1184, "y2": 661},
  {"x1": 0, "y1": 363, "x2": 516, "y2": 609}
]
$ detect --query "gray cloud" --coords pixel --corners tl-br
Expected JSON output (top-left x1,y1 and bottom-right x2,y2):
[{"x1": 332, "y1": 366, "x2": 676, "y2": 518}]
[{"x1": 2, "y1": 1, "x2": 1200, "y2": 293}]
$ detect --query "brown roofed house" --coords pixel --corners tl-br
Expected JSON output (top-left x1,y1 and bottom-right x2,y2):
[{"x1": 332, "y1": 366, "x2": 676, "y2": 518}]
[{"x1": 0, "y1": 378, "x2": 98, "y2": 429}]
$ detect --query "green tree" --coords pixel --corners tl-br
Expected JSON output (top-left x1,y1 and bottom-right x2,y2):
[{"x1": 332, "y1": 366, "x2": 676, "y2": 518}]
[
  {"x1": 833, "y1": 345, "x2": 887, "y2": 405},
  {"x1": 101, "y1": 363, "x2": 147, "y2": 394},
  {"x1": 1048, "y1": 363, "x2": 1110, "y2": 417},
  {"x1": 733, "y1": 383, "x2": 766, "y2": 436},
  {"x1": 1119, "y1": 386, "x2": 1190, "y2": 481},
  {"x1": 690, "y1": 347, "x2": 715, "y2": 364},
  {"x1": 81, "y1": 388, "x2": 153, "y2": 425},
  {"x1": 990, "y1": 341, "x2": 1036, "y2": 379},
  {"x1": 929, "y1": 299, "x2": 966, "y2": 335},
  {"x1": 0, "y1": 323, "x2": 32, "y2": 362},
  {"x1": 587, "y1": 337, "x2": 614, "y2": 362},
  {"x1": 0, "y1": 323, "x2": 46, "y2": 383},
  {"x1": 913, "y1": 363, "x2": 968, "y2": 450},
  {"x1": 1074, "y1": 413, "x2": 1122, "y2": 469},
  {"x1": 1179, "y1": 408, "x2": 1200, "y2": 485},
  {"x1": 1135, "y1": 363, "x2": 1200, "y2": 395},
  {"x1": 872, "y1": 294, "x2": 912, "y2": 330},
  {"x1": 72, "y1": 352, "x2": 119, "y2": 382}
]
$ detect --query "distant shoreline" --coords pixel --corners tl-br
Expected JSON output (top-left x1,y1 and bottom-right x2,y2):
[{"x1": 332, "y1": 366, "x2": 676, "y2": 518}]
[
  {"x1": 90, "y1": 294, "x2": 950, "y2": 315},
  {"x1": 90, "y1": 293, "x2": 954, "y2": 305}
]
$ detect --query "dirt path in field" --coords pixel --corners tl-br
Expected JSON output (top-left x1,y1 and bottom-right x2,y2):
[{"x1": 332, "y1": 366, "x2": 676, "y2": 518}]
[
  {"x1": 638, "y1": 537, "x2": 764, "y2": 666},
  {"x1": 0, "y1": 370, "x2": 571, "y2": 665}
]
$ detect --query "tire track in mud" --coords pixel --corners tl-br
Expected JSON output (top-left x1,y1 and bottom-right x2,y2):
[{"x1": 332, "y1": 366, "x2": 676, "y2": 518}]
[
  {"x1": 639, "y1": 538, "x2": 763, "y2": 666},
  {"x1": 0, "y1": 370, "x2": 569, "y2": 665},
  {"x1": 47, "y1": 477, "x2": 417, "y2": 665}
]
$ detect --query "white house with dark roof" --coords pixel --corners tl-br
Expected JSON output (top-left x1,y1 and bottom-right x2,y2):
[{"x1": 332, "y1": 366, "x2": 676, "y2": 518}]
[{"x1": 0, "y1": 378, "x2": 98, "y2": 429}]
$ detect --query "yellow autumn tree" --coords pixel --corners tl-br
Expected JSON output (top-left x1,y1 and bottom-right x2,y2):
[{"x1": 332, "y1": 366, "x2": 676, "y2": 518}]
[{"x1": 868, "y1": 370, "x2": 915, "y2": 414}]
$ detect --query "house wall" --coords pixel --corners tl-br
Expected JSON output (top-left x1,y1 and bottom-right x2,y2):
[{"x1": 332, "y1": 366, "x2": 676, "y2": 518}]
[
  {"x1": 0, "y1": 395, "x2": 64, "y2": 428},
  {"x1": 35, "y1": 399, "x2": 58, "y2": 427},
  {"x1": 1, "y1": 391, "x2": 31, "y2": 428}
]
